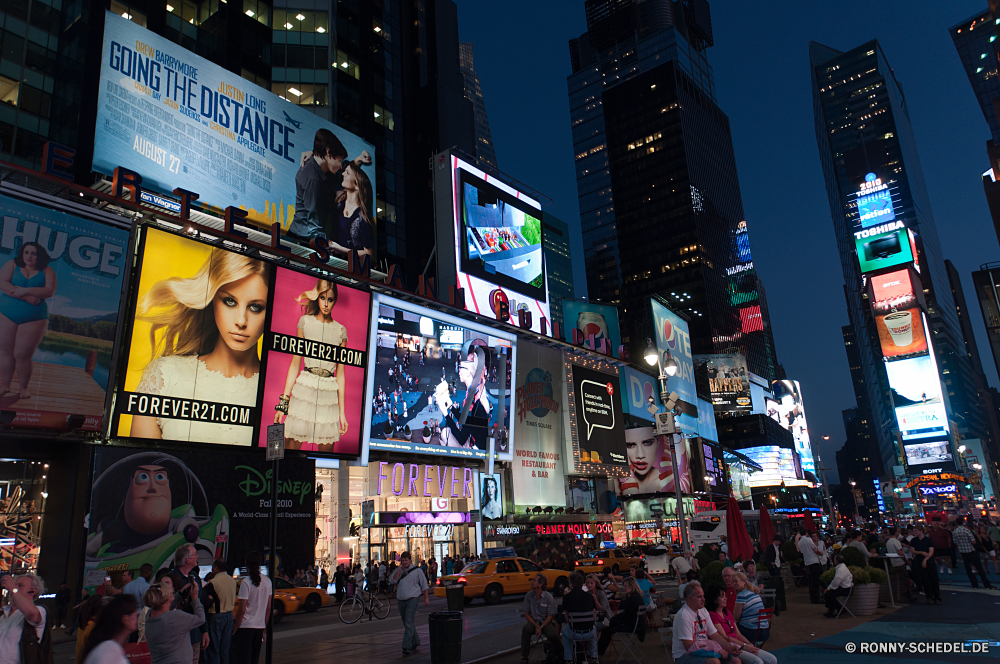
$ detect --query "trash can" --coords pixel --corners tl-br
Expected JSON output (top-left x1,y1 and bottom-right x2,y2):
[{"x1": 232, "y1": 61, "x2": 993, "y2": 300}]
[
  {"x1": 446, "y1": 585, "x2": 465, "y2": 611},
  {"x1": 428, "y1": 610, "x2": 463, "y2": 664}
]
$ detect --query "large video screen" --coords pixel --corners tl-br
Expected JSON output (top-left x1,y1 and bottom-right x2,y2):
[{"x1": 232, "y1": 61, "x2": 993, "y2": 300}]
[
  {"x1": 769, "y1": 380, "x2": 815, "y2": 474},
  {"x1": 561, "y1": 299, "x2": 623, "y2": 358},
  {"x1": 855, "y1": 223, "x2": 913, "y2": 274},
  {"x1": 362, "y1": 294, "x2": 517, "y2": 461},
  {"x1": 693, "y1": 353, "x2": 752, "y2": 412},
  {"x1": 95, "y1": 12, "x2": 376, "y2": 256},
  {"x1": 885, "y1": 351, "x2": 949, "y2": 441},
  {"x1": 740, "y1": 446, "x2": 809, "y2": 488},
  {"x1": 571, "y1": 364, "x2": 626, "y2": 466},
  {"x1": 876, "y1": 308, "x2": 927, "y2": 360},
  {"x1": 869, "y1": 269, "x2": 917, "y2": 312},
  {"x1": 0, "y1": 195, "x2": 129, "y2": 432},
  {"x1": 903, "y1": 439, "x2": 954, "y2": 469}
]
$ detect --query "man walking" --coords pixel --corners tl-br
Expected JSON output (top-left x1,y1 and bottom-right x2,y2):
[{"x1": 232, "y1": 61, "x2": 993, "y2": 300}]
[
  {"x1": 797, "y1": 528, "x2": 822, "y2": 604},
  {"x1": 172, "y1": 543, "x2": 209, "y2": 664},
  {"x1": 952, "y1": 517, "x2": 995, "y2": 589},
  {"x1": 390, "y1": 551, "x2": 429, "y2": 655},
  {"x1": 55, "y1": 582, "x2": 70, "y2": 628},
  {"x1": 205, "y1": 559, "x2": 236, "y2": 664},
  {"x1": 521, "y1": 574, "x2": 562, "y2": 663}
]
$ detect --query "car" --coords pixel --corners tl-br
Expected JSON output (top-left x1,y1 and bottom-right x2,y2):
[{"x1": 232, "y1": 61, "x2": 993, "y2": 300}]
[
  {"x1": 433, "y1": 557, "x2": 570, "y2": 605},
  {"x1": 271, "y1": 577, "x2": 330, "y2": 612},
  {"x1": 574, "y1": 549, "x2": 642, "y2": 574},
  {"x1": 236, "y1": 576, "x2": 300, "y2": 624}
]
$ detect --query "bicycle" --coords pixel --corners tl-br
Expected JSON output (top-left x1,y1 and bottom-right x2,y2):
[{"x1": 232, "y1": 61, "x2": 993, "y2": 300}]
[{"x1": 339, "y1": 588, "x2": 391, "y2": 624}]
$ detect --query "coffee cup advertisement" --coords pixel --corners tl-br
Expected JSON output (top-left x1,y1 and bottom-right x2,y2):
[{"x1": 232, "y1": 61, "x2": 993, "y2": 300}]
[{"x1": 876, "y1": 307, "x2": 927, "y2": 360}]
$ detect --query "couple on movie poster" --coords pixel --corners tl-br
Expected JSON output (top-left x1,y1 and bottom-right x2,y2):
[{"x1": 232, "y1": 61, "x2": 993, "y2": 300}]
[{"x1": 116, "y1": 228, "x2": 368, "y2": 454}]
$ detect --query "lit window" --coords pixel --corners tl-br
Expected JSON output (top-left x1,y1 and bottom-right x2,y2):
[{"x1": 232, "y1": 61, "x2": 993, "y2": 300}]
[
  {"x1": 978, "y1": 67, "x2": 984, "y2": 73},
  {"x1": 245, "y1": 9, "x2": 254, "y2": 16},
  {"x1": 288, "y1": 87, "x2": 302, "y2": 96},
  {"x1": 982, "y1": 53, "x2": 988, "y2": 59},
  {"x1": 285, "y1": 22, "x2": 293, "y2": 28},
  {"x1": 296, "y1": 13, "x2": 305, "y2": 20},
  {"x1": 317, "y1": 26, "x2": 326, "y2": 33}
]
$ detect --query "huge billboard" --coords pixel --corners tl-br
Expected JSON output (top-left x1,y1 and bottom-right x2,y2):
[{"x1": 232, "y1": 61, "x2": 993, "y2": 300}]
[
  {"x1": 84, "y1": 447, "x2": 315, "y2": 586},
  {"x1": 852, "y1": 173, "x2": 897, "y2": 229},
  {"x1": 561, "y1": 300, "x2": 623, "y2": 358},
  {"x1": 437, "y1": 154, "x2": 550, "y2": 334},
  {"x1": 854, "y1": 222, "x2": 914, "y2": 274},
  {"x1": 613, "y1": 426, "x2": 693, "y2": 496},
  {"x1": 257, "y1": 267, "x2": 371, "y2": 456},
  {"x1": 902, "y1": 439, "x2": 954, "y2": 470},
  {"x1": 0, "y1": 195, "x2": 128, "y2": 432},
  {"x1": 362, "y1": 294, "x2": 517, "y2": 461},
  {"x1": 95, "y1": 12, "x2": 377, "y2": 256},
  {"x1": 512, "y1": 341, "x2": 565, "y2": 506},
  {"x1": 693, "y1": 353, "x2": 751, "y2": 412},
  {"x1": 649, "y1": 300, "x2": 697, "y2": 417},
  {"x1": 740, "y1": 446, "x2": 809, "y2": 488},
  {"x1": 619, "y1": 366, "x2": 717, "y2": 442},
  {"x1": 571, "y1": 364, "x2": 626, "y2": 465},
  {"x1": 109, "y1": 226, "x2": 370, "y2": 455},
  {"x1": 769, "y1": 380, "x2": 815, "y2": 475},
  {"x1": 886, "y1": 351, "x2": 949, "y2": 442}
]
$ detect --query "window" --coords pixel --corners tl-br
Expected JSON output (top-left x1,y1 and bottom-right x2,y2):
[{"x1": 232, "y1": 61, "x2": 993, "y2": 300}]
[
  {"x1": 110, "y1": 0, "x2": 147, "y2": 26},
  {"x1": 0, "y1": 76, "x2": 19, "y2": 108},
  {"x1": 495, "y1": 560, "x2": 518, "y2": 573},
  {"x1": 272, "y1": 83, "x2": 327, "y2": 106},
  {"x1": 518, "y1": 560, "x2": 543, "y2": 572},
  {"x1": 273, "y1": 10, "x2": 328, "y2": 34},
  {"x1": 336, "y1": 50, "x2": 361, "y2": 80},
  {"x1": 463, "y1": 562, "x2": 488, "y2": 574},
  {"x1": 243, "y1": 0, "x2": 270, "y2": 26}
]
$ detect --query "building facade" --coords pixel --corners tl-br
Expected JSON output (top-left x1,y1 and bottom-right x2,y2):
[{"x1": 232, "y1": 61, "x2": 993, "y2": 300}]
[
  {"x1": 542, "y1": 211, "x2": 575, "y2": 330},
  {"x1": 458, "y1": 42, "x2": 497, "y2": 169}
]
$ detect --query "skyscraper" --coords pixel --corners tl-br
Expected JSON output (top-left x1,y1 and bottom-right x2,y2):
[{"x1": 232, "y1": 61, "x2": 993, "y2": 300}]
[
  {"x1": 542, "y1": 212, "x2": 575, "y2": 329},
  {"x1": 566, "y1": 0, "x2": 778, "y2": 384},
  {"x1": 810, "y1": 40, "x2": 986, "y2": 480},
  {"x1": 458, "y1": 42, "x2": 498, "y2": 169}
]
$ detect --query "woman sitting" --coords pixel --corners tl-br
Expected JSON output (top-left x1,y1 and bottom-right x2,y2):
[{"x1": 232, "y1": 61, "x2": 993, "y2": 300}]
[
  {"x1": 733, "y1": 572, "x2": 770, "y2": 646},
  {"x1": 597, "y1": 577, "x2": 645, "y2": 657},
  {"x1": 705, "y1": 584, "x2": 777, "y2": 664},
  {"x1": 584, "y1": 574, "x2": 613, "y2": 630}
]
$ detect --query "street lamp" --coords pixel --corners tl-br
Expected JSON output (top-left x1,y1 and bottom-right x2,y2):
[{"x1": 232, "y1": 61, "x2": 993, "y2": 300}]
[
  {"x1": 959, "y1": 445, "x2": 967, "y2": 454},
  {"x1": 644, "y1": 338, "x2": 658, "y2": 366},
  {"x1": 663, "y1": 351, "x2": 678, "y2": 377}
]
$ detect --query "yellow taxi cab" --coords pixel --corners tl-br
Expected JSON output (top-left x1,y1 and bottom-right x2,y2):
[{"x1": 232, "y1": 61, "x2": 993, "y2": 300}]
[
  {"x1": 271, "y1": 577, "x2": 330, "y2": 612},
  {"x1": 236, "y1": 576, "x2": 300, "y2": 624},
  {"x1": 433, "y1": 557, "x2": 569, "y2": 605}
]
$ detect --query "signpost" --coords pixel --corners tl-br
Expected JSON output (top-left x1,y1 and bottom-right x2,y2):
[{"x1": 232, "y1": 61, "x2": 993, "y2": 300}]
[{"x1": 265, "y1": 424, "x2": 283, "y2": 664}]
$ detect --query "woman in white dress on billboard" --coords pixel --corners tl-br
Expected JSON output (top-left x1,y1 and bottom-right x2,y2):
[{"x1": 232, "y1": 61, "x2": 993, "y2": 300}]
[{"x1": 129, "y1": 248, "x2": 270, "y2": 445}]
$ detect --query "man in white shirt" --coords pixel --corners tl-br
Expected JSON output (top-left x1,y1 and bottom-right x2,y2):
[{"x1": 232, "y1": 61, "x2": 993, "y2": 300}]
[
  {"x1": 884, "y1": 527, "x2": 905, "y2": 568},
  {"x1": 390, "y1": 551, "x2": 429, "y2": 656},
  {"x1": 822, "y1": 555, "x2": 854, "y2": 618},
  {"x1": 671, "y1": 581, "x2": 739, "y2": 664},
  {"x1": 0, "y1": 574, "x2": 46, "y2": 664},
  {"x1": 797, "y1": 528, "x2": 821, "y2": 604},
  {"x1": 671, "y1": 552, "x2": 699, "y2": 586}
]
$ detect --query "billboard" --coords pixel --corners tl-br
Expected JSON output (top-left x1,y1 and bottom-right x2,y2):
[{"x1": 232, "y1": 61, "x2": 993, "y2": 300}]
[
  {"x1": 478, "y1": 472, "x2": 504, "y2": 520},
  {"x1": 0, "y1": 195, "x2": 128, "y2": 432},
  {"x1": 436, "y1": 154, "x2": 549, "y2": 333},
  {"x1": 613, "y1": 426, "x2": 693, "y2": 496},
  {"x1": 512, "y1": 341, "x2": 565, "y2": 506},
  {"x1": 876, "y1": 308, "x2": 927, "y2": 359},
  {"x1": 769, "y1": 380, "x2": 815, "y2": 474},
  {"x1": 854, "y1": 222, "x2": 913, "y2": 273},
  {"x1": 903, "y1": 439, "x2": 953, "y2": 469},
  {"x1": 740, "y1": 446, "x2": 809, "y2": 488},
  {"x1": 693, "y1": 353, "x2": 752, "y2": 412},
  {"x1": 362, "y1": 294, "x2": 517, "y2": 461},
  {"x1": 257, "y1": 267, "x2": 371, "y2": 456},
  {"x1": 886, "y1": 352, "x2": 949, "y2": 441},
  {"x1": 869, "y1": 268, "x2": 920, "y2": 313},
  {"x1": 561, "y1": 299, "x2": 623, "y2": 358},
  {"x1": 853, "y1": 173, "x2": 896, "y2": 228},
  {"x1": 95, "y1": 12, "x2": 377, "y2": 253},
  {"x1": 571, "y1": 364, "x2": 626, "y2": 465},
  {"x1": 84, "y1": 447, "x2": 315, "y2": 586},
  {"x1": 649, "y1": 299, "x2": 697, "y2": 417},
  {"x1": 619, "y1": 366, "x2": 717, "y2": 442}
]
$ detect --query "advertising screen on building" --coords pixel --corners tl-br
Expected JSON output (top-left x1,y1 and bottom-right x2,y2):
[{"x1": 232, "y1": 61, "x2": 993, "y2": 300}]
[
  {"x1": 725, "y1": 452, "x2": 753, "y2": 501},
  {"x1": 561, "y1": 299, "x2": 623, "y2": 358},
  {"x1": 362, "y1": 294, "x2": 517, "y2": 461},
  {"x1": 649, "y1": 299, "x2": 697, "y2": 416},
  {"x1": 0, "y1": 195, "x2": 128, "y2": 432},
  {"x1": 613, "y1": 426, "x2": 692, "y2": 496},
  {"x1": 903, "y1": 439, "x2": 954, "y2": 469},
  {"x1": 885, "y1": 351, "x2": 949, "y2": 441},
  {"x1": 693, "y1": 353, "x2": 752, "y2": 412},
  {"x1": 869, "y1": 269, "x2": 918, "y2": 312},
  {"x1": 571, "y1": 364, "x2": 626, "y2": 465},
  {"x1": 740, "y1": 446, "x2": 809, "y2": 488},
  {"x1": 876, "y1": 308, "x2": 928, "y2": 360},
  {"x1": 769, "y1": 380, "x2": 815, "y2": 474},
  {"x1": 857, "y1": 189, "x2": 895, "y2": 227},
  {"x1": 441, "y1": 155, "x2": 549, "y2": 333},
  {"x1": 84, "y1": 447, "x2": 315, "y2": 586},
  {"x1": 618, "y1": 366, "x2": 716, "y2": 441},
  {"x1": 95, "y1": 12, "x2": 377, "y2": 253},
  {"x1": 854, "y1": 222, "x2": 913, "y2": 273},
  {"x1": 512, "y1": 341, "x2": 565, "y2": 507},
  {"x1": 257, "y1": 267, "x2": 371, "y2": 457},
  {"x1": 478, "y1": 472, "x2": 504, "y2": 520}
]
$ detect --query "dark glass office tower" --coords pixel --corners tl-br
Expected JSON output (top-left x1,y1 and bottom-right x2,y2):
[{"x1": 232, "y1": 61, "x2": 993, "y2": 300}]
[
  {"x1": 458, "y1": 42, "x2": 498, "y2": 169},
  {"x1": 810, "y1": 40, "x2": 986, "y2": 476},
  {"x1": 566, "y1": 0, "x2": 778, "y2": 382},
  {"x1": 541, "y1": 212, "x2": 575, "y2": 329}
]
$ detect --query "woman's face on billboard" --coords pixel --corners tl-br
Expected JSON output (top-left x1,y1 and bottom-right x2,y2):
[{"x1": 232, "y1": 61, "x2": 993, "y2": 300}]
[
  {"x1": 317, "y1": 289, "x2": 336, "y2": 316},
  {"x1": 486, "y1": 478, "x2": 497, "y2": 499},
  {"x1": 626, "y1": 435, "x2": 659, "y2": 479},
  {"x1": 213, "y1": 273, "x2": 268, "y2": 353}
]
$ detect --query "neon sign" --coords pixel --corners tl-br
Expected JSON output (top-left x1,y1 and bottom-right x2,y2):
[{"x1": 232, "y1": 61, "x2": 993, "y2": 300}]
[{"x1": 918, "y1": 484, "x2": 957, "y2": 496}]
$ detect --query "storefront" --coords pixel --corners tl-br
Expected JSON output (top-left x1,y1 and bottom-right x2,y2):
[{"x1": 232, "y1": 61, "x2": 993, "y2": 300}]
[{"x1": 481, "y1": 514, "x2": 616, "y2": 569}]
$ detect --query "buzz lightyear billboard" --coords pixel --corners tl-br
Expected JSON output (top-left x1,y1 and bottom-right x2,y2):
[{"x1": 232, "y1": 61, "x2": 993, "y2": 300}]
[{"x1": 85, "y1": 449, "x2": 315, "y2": 587}]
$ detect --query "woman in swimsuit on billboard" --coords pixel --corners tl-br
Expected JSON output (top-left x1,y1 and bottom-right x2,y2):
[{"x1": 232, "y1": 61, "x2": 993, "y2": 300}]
[{"x1": 0, "y1": 242, "x2": 57, "y2": 400}]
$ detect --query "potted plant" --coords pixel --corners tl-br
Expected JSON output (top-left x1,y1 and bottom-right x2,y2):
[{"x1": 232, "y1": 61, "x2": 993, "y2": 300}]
[{"x1": 846, "y1": 566, "x2": 880, "y2": 615}]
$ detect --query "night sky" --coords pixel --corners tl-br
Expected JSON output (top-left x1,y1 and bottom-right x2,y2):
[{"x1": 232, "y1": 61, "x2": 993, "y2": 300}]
[{"x1": 455, "y1": 0, "x2": 996, "y2": 483}]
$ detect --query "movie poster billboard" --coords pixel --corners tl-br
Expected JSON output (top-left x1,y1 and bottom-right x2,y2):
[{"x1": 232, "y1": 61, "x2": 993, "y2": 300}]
[
  {"x1": 110, "y1": 227, "x2": 270, "y2": 446},
  {"x1": 561, "y1": 300, "x2": 623, "y2": 358},
  {"x1": 649, "y1": 299, "x2": 697, "y2": 417},
  {"x1": 0, "y1": 194, "x2": 128, "y2": 431},
  {"x1": 95, "y1": 12, "x2": 377, "y2": 257},
  {"x1": 362, "y1": 294, "x2": 517, "y2": 461},
  {"x1": 84, "y1": 447, "x2": 315, "y2": 586},
  {"x1": 570, "y1": 364, "x2": 625, "y2": 465},
  {"x1": 613, "y1": 426, "x2": 692, "y2": 496},
  {"x1": 512, "y1": 341, "x2": 565, "y2": 507},
  {"x1": 693, "y1": 353, "x2": 751, "y2": 412},
  {"x1": 258, "y1": 267, "x2": 370, "y2": 456},
  {"x1": 769, "y1": 380, "x2": 816, "y2": 474}
]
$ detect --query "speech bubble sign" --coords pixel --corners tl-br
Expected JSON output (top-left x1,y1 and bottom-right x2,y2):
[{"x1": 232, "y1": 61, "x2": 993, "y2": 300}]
[{"x1": 580, "y1": 379, "x2": 616, "y2": 440}]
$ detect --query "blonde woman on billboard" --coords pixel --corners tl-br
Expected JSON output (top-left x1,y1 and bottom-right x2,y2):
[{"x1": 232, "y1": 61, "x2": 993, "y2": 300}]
[
  {"x1": 130, "y1": 248, "x2": 270, "y2": 444},
  {"x1": 273, "y1": 279, "x2": 348, "y2": 452}
]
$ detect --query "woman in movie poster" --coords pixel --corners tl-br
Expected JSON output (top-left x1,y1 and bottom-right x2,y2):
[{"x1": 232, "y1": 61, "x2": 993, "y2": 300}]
[
  {"x1": 0, "y1": 242, "x2": 57, "y2": 399},
  {"x1": 273, "y1": 279, "x2": 348, "y2": 452},
  {"x1": 128, "y1": 233, "x2": 270, "y2": 445},
  {"x1": 616, "y1": 427, "x2": 692, "y2": 495}
]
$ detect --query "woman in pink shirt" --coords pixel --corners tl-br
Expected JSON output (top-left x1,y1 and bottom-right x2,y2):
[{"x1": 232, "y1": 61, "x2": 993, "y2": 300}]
[{"x1": 704, "y1": 585, "x2": 777, "y2": 664}]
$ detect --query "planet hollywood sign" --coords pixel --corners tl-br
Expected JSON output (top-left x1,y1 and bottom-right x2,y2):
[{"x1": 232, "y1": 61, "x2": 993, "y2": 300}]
[{"x1": 534, "y1": 523, "x2": 613, "y2": 536}]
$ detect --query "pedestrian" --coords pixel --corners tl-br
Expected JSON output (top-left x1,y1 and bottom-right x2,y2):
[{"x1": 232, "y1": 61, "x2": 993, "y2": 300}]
[
  {"x1": 144, "y1": 580, "x2": 205, "y2": 664},
  {"x1": 76, "y1": 596, "x2": 103, "y2": 664},
  {"x1": 389, "y1": 551, "x2": 429, "y2": 655},
  {"x1": 671, "y1": 581, "x2": 740, "y2": 664},
  {"x1": 444, "y1": 556, "x2": 454, "y2": 576},
  {"x1": 233, "y1": 552, "x2": 272, "y2": 664},
  {"x1": 320, "y1": 568, "x2": 329, "y2": 590},
  {"x1": 952, "y1": 517, "x2": 995, "y2": 590},
  {"x1": 0, "y1": 574, "x2": 50, "y2": 664},
  {"x1": 123, "y1": 565, "x2": 154, "y2": 609},
  {"x1": 929, "y1": 523, "x2": 953, "y2": 575},
  {"x1": 559, "y1": 572, "x2": 598, "y2": 663},
  {"x1": 428, "y1": 558, "x2": 438, "y2": 587},
  {"x1": 55, "y1": 581, "x2": 71, "y2": 629},
  {"x1": 797, "y1": 528, "x2": 821, "y2": 604},
  {"x1": 80, "y1": 594, "x2": 140, "y2": 664},
  {"x1": 204, "y1": 559, "x2": 235, "y2": 664},
  {"x1": 170, "y1": 544, "x2": 208, "y2": 664},
  {"x1": 378, "y1": 560, "x2": 388, "y2": 593},
  {"x1": 333, "y1": 565, "x2": 345, "y2": 601},
  {"x1": 705, "y1": 584, "x2": 777, "y2": 664},
  {"x1": 910, "y1": 525, "x2": 941, "y2": 604}
]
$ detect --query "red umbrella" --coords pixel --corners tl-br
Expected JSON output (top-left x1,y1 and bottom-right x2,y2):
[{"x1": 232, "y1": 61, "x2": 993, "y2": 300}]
[
  {"x1": 725, "y1": 494, "x2": 753, "y2": 564},
  {"x1": 803, "y1": 511, "x2": 817, "y2": 533},
  {"x1": 759, "y1": 506, "x2": 777, "y2": 545}
]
